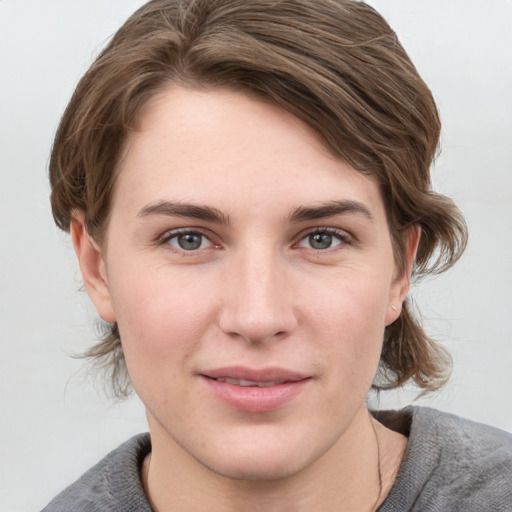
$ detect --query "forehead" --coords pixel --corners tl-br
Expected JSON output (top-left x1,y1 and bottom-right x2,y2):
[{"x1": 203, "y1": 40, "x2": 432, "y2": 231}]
[{"x1": 114, "y1": 87, "x2": 385, "y2": 221}]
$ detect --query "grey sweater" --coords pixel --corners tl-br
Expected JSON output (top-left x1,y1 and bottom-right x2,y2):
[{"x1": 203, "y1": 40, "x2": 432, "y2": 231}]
[{"x1": 41, "y1": 407, "x2": 512, "y2": 511}]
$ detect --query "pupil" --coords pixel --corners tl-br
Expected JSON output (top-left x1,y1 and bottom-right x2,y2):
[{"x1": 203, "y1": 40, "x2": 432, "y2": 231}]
[
  {"x1": 178, "y1": 233, "x2": 202, "y2": 250},
  {"x1": 310, "y1": 233, "x2": 332, "y2": 249}
]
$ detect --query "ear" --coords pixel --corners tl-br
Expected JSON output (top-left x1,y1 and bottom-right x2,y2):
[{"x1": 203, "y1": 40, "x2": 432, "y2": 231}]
[
  {"x1": 385, "y1": 225, "x2": 421, "y2": 325},
  {"x1": 70, "y1": 214, "x2": 116, "y2": 323}
]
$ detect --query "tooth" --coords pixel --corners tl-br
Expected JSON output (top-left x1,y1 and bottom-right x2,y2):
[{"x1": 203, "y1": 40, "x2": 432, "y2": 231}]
[
  {"x1": 214, "y1": 377, "x2": 285, "y2": 387},
  {"x1": 239, "y1": 379, "x2": 257, "y2": 386}
]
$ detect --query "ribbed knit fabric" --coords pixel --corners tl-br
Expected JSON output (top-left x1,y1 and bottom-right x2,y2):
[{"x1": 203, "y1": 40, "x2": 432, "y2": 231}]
[
  {"x1": 41, "y1": 407, "x2": 512, "y2": 511},
  {"x1": 378, "y1": 407, "x2": 512, "y2": 511},
  {"x1": 41, "y1": 434, "x2": 153, "y2": 512}
]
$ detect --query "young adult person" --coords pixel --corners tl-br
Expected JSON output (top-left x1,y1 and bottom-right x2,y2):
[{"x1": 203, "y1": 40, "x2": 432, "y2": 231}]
[{"x1": 42, "y1": 0, "x2": 512, "y2": 510}]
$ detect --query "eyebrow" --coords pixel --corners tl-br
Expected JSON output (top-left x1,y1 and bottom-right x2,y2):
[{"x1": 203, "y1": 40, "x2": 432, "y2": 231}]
[
  {"x1": 290, "y1": 200, "x2": 374, "y2": 223},
  {"x1": 137, "y1": 199, "x2": 373, "y2": 225},
  {"x1": 137, "y1": 200, "x2": 230, "y2": 224}
]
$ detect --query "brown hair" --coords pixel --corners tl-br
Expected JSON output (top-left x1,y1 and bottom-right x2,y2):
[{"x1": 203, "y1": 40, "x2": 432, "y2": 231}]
[{"x1": 50, "y1": 0, "x2": 467, "y2": 398}]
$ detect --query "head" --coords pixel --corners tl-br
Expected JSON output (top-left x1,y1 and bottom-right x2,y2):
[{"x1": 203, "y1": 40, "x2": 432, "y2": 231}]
[{"x1": 50, "y1": 0, "x2": 467, "y2": 399}]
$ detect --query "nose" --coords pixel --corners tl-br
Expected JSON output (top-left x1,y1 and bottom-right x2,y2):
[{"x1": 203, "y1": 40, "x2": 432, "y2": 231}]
[{"x1": 218, "y1": 247, "x2": 298, "y2": 344}]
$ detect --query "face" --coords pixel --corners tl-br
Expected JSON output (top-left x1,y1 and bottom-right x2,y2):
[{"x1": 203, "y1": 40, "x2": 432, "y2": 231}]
[{"x1": 79, "y1": 87, "x2": 412, "y2": 481}]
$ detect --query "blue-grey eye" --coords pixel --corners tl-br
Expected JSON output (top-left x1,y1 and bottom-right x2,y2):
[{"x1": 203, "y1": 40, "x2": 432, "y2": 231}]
[
  {"x1": 178, "y1": 233, "x2": 203, "y2": 250},
  {"x1": 167, "y1": 231, "x2": 211, "y2": 251},
  {"x1": 309, "y1": 233, "x2": 334, "y2": 250},
  {"x1": 297, "y1": 230, "x2": 346, "y2": 250}
]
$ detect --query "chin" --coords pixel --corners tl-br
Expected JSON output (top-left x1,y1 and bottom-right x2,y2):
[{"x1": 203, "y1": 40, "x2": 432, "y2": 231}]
[
  {"x1": 194, "y1": 427, "x2": 327, "y2": 483},
  {"x1": 205, "y1": 452, "x2": 309, "y2": 482}
]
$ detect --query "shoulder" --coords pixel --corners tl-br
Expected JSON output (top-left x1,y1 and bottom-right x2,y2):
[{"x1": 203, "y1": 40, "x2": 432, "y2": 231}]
[
  {"x1": 40, "y1": 433, "x2": 152, "y2": 512},
  {"x1": 379, "y1": 407, "x2": 512, "y2": 512},
  {"x1": 411, "y1": 406, "x2": 512, "y2": 473}
]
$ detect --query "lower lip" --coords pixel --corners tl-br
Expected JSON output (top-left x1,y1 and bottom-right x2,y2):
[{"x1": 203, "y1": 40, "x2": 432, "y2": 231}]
[{"x1": 201, "y1": 377, "x2": 310, "y2": 413}]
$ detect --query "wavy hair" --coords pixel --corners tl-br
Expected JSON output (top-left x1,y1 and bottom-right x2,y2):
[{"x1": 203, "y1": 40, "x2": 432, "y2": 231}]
[{"x1": 50, "y1": 0, "x2": 467, "y2": 398}]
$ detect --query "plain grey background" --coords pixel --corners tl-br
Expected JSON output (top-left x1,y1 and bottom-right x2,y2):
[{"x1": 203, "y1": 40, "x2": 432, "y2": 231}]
[{"x1": 1, "y1": 1, "x2": 511, "y2": 510}]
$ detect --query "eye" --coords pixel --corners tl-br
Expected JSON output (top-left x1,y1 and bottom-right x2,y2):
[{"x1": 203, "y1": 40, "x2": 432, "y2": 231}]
[
  {"x1": 297, "y1": 228, "x2": 349, "y2": 251},
  {"x1": 162, "y1": 230, "x2": 214, "y2": 251}
]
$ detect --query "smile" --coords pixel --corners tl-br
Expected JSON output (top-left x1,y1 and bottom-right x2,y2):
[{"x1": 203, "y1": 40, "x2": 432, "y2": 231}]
[
  {"x1": 212, "y1": 378, "x2": 287, "y2": 387},
  {"x1": 201, "y1": 367, "x2": 311, "y2": 413}
]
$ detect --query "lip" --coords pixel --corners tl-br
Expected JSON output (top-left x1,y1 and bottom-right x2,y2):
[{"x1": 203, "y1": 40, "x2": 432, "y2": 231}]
[{"x1": 200, "y1": 366, "x2": 311, "y2": 413}]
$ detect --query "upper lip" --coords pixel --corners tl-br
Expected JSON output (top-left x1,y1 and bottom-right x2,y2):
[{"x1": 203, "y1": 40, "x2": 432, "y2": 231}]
[{"x1": 201, "y1": 366, "x2": 310, "y2": 383}]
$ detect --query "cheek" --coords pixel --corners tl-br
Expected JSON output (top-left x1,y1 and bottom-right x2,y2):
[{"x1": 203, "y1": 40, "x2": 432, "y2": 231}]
[
  {"x1": 107, "y1": 262, "x2": 218, "y2": 374},
  {"x1": 306, "y1": 270, "x2": 391, "y2": 383},
  {"x1": 308, "y1": 266, "x2": 391, "y2": 335}
]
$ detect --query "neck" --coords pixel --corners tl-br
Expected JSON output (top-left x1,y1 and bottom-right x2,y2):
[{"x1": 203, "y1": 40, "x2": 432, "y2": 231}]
[{"x1": 142, "y1": 404, "x2": 406, "y2": 512}]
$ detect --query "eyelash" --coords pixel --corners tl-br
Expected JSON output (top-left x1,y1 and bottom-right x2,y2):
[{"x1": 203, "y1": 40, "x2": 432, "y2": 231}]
[
  {"x1": 295, "y1": 227, "x2": 351, "y2": 252},
  {"x1": 158, "y1": 228, "x2": 217, "y2": 254},
  {"x1": 158, "y1": 227, "x2": 351, "y2": 255}
]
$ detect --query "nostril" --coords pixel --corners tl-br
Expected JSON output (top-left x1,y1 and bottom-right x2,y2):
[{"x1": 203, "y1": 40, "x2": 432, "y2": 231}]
[{"x1": 223, "y1": 328, "x2": 290, "y2": 345}]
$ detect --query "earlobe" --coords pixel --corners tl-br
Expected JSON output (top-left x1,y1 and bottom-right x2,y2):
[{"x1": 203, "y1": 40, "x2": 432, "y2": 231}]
[
  {"x1": 70, "y1": 214, "x2": 116, "y2": 323},
  {"x1": 386, "y1": 226, "x2": 421, "y2": 325}
]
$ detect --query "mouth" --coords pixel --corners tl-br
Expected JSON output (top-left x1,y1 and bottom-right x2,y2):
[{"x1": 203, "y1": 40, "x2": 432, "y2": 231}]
[
  {"x1": 208, "y1": 377, "x2": 293, "y2": 387},
  {"x1": 202, "y1": 366, "x2": 308, "y2": 381},
  {"x1": 200, "y1": 367, "x2": 311, "y2": 413}
]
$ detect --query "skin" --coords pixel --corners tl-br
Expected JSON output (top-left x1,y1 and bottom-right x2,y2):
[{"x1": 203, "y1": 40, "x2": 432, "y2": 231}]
[{"x1": 72, "y1": 87, "x2": 418, "y2": 511}]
